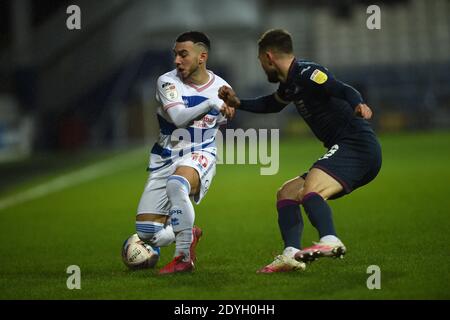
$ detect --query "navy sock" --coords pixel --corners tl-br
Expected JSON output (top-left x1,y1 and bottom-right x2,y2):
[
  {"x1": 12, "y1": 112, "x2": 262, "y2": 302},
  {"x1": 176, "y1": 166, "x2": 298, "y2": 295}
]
[
  {"x1": 276, "y1": 199, "x2": 303, "y2": 249},
  {"x1": 302, "y1": 192, "x2": 337, "y2": 238}
]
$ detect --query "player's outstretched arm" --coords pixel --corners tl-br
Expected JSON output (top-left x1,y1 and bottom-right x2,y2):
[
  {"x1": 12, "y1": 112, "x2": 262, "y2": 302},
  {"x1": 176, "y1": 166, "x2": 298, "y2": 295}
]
[{"x1": 218, "y1": 85, "x2": 287, "y2": 114}]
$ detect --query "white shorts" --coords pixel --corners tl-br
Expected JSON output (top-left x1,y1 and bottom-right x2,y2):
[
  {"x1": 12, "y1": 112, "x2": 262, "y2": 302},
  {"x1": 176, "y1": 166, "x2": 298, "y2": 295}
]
[{"x1": 137, "y1": 150, "x2": 216, "y2": 216}]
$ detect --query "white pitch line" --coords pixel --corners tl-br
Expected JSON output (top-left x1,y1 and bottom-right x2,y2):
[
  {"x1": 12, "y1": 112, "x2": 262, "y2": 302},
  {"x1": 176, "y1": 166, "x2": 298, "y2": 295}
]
[{"x1": 0, "y1": 148, "x2": 145, "y2": 212}]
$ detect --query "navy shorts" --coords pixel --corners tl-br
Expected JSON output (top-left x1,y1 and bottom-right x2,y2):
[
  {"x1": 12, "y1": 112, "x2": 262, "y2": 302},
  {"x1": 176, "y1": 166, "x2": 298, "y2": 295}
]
[{"x1": 301, "y1": 132, "x2": 382, "y2": 199}]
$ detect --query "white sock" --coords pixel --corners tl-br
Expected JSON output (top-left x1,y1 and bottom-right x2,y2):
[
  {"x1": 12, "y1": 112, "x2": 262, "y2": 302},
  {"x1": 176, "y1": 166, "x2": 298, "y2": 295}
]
[
  {"x1": 151, "y1": 225, "x2": 175, "y2": 247},
  {"x1": 166, "y1": 175, "x2": 195, "y2": 261},
  {"x1": 320, "y1": 235, "x2": 342, "y2": 244},
  {"x1": 174, "y1": 229, "x2": 193, "y2": 261}
]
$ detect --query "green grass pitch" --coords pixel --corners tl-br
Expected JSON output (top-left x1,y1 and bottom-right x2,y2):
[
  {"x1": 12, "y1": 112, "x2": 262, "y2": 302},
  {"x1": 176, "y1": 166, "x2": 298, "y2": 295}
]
[{"x1": 0, "y1": 131, "x2": 449, "y2": 299}]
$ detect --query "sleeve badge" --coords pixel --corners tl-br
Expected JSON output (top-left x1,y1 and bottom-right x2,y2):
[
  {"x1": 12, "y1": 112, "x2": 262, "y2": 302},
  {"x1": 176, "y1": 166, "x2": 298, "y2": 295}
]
[
  {"x1": 310, "y1": 69, "x2": 328, "y2": 84},
  {"x1": 162, "y1": 82, "x2": 178, "y2": 99}
]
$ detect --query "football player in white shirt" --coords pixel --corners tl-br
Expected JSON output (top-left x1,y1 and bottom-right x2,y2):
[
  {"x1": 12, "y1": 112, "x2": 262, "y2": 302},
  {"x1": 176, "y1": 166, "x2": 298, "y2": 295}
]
[{"x1": 135, "y1": 31, "x2": 234, "y2": 274}]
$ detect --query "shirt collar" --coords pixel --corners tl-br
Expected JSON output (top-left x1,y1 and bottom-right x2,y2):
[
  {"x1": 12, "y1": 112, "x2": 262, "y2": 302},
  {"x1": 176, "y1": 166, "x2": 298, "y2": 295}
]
[{"x1": 285, "y1": 57, "x2": 300, "y2": 84}]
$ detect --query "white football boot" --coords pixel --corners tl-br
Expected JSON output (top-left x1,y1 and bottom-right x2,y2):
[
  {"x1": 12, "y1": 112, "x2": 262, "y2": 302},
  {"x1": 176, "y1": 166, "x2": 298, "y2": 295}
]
[{"x1": 257, "y1": 247, "x2": 306, "y2": 273}]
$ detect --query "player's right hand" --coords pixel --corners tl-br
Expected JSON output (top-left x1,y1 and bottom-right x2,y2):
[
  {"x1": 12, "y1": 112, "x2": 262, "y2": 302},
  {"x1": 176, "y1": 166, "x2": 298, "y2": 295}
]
[{"x1": 218, "y1": 86, "x2": 241, "y2": 109}]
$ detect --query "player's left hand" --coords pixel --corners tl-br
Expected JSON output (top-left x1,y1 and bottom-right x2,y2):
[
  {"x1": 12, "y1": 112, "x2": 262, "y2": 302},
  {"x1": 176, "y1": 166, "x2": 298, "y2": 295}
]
[
  {"x1": 354, "y1": 103, "x2": 373, "y2": 120},
  {"x1": 221, "y1": 103, "x2": 235, "y2": 120}
]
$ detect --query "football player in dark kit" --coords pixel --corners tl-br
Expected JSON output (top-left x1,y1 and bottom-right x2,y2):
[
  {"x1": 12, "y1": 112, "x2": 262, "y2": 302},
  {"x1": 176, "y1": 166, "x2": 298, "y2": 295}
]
[{"x1": 219, "y1": 29, "x2": 382, "y2": 273}]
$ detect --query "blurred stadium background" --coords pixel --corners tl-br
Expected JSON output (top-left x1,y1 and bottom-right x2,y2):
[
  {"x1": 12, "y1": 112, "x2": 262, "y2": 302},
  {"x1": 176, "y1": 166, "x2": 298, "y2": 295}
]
[{"x1": 0, "y1": 0, "x2": 449, "y2": 300}]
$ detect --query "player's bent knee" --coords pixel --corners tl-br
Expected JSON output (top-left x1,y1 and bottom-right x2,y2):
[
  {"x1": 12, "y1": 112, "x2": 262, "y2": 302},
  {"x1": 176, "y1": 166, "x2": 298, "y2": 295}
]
[
  {"x1": 277, "y1": 180, "x2": 303, "y2": 201},
  {"x1": 173, "y1": 167, "x2": 200, "y2": 195},
  {"x1": 278, "y1": 177, "x2": 305, "y2": 201},
  {"x1": 277, "y1": 186, "x2": 297, "y2": 201},
  {"x1": 166, "y1": 175, "x2": 191, "y2": 199}
]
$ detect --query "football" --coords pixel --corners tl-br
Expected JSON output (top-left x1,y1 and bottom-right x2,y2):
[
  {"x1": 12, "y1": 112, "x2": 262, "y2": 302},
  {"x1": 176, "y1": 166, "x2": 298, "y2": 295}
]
[{"x1": 121, "y1": 234, "x2": 160, "y2": 269}]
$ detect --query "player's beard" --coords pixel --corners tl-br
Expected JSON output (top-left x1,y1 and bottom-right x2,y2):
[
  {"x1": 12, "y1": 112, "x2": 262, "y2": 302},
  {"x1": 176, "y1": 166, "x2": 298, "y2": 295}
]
[
  {"x1": 182, "y1": 62, "x2": 200, "y2": 81},
  {"x1": 265, "y1": 69, "x2": 279, "y2": 83}
]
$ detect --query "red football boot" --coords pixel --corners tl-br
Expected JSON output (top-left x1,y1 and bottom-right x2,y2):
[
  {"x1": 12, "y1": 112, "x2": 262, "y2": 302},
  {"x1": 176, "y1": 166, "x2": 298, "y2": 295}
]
[
  {"x1": 158, "y1": 255, "x2": 194, "y2": 275},
  {"x1": 158, "y1": 226, "x2": 202, "y2": 275},
  {"x1": 190, "y1": 226, "x2": 203, "y2": 262}
]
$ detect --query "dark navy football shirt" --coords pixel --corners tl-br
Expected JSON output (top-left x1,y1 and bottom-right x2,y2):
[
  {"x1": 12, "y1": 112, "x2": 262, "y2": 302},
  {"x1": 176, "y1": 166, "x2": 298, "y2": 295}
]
[{"x1": 240, "y1": 58, "x2": 375, "y2": 148}]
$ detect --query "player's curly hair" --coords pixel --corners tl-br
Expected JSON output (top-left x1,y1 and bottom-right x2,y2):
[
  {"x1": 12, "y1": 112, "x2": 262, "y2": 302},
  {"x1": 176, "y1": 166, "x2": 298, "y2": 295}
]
[
  {"x1": 176, "y1": 31, "x2": 211, "y2": 51},
  {"x1": 258, "y1": 29, "x2": 293, "y2": 54}
]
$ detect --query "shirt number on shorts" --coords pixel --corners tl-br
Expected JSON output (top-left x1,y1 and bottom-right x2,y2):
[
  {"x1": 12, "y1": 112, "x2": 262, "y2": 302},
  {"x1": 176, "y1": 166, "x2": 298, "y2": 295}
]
[
  {"x1": 192, "y1": 153, "x2": 209, "y2": 168},
  {"x1": 319, "y1": 144, "x2": 339, "y2": 160}
]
